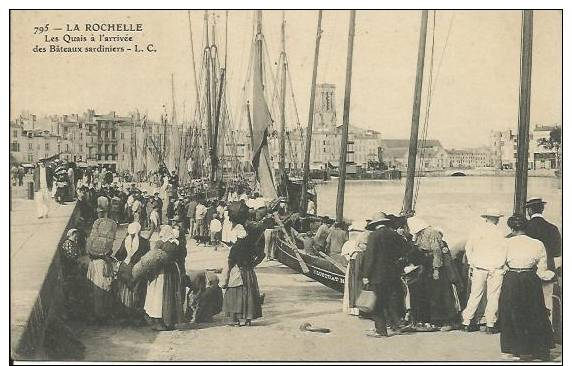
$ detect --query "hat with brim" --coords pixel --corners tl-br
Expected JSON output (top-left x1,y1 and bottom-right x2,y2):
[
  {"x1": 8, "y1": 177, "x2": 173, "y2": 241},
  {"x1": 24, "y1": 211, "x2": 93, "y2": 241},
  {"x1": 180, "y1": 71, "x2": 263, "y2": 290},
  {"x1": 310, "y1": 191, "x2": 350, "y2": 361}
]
[
  {"x1": 525, "y1": 197, "x2": 547, "y2": 207},
  {"x1": 365, "y1": 212, "x2": 392, "y2": 230},
  {"x1": 407, "y1": 217, "x2": 429, "y2": 235},
  {"x1": 480, "y1": 208, "x2": 504, "y2": 219}
]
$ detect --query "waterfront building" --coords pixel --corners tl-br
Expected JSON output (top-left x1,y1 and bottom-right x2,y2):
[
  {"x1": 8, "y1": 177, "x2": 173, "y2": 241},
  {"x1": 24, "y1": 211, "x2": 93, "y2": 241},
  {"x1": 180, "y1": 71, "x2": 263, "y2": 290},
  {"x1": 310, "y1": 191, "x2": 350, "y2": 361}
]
[
  {"x1": 446, "y1": 147, "x2": 493, "y2": 169},
  {"x1": 531, "y1": 124, "x2": 561, "y2": 170},
  {"x1": 268, "y1": 83, "x2": 384, "y2": 173},
  {"x1": 379, "y1": 139, "x2": 447, "y2": 170}
]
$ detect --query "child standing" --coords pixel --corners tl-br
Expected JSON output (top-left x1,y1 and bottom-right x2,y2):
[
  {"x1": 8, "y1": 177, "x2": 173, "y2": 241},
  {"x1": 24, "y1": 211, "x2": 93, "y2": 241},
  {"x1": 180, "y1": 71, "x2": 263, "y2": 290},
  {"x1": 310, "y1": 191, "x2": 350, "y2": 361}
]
[{"x1": 209, "y1": 213, "x2": 222, "y2": 249}]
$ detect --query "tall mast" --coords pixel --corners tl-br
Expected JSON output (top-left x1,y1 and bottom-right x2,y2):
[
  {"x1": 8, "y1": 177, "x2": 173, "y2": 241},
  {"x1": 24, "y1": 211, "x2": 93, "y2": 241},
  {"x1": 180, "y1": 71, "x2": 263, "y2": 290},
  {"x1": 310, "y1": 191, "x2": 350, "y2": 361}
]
[
  {"x1": 246, "y1": 101, "x2": 256, "y2": 163},
  {"x1": 212, "y1": 68, "x2": 226, "y2": 182},
  {"x1": 335, "y1": 10, "x2": 356, "y2": 223},
  {"x1": 204, "y1": 11, "x2": 213, "y2": 161},
  {"x1": 402, "y1": 10, "x2": 429, "y2": 216},
  {"x1": 300, "y1": 10, "x2": 323, "y2": 214},
  {"x1": 279, "y1": 11, "x2": 287, "y2": 175},
  {"x1": 171, "y1": 73, "x2": 177, "y2": 125},
  {"x1": 514, "y1": 10, "x2": 534, "y2": 216}
]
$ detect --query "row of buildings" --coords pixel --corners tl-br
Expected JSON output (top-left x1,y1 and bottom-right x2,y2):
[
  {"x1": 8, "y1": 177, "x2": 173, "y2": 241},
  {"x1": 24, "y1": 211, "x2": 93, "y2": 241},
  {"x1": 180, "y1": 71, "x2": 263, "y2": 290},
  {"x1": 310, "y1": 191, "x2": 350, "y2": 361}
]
[{"x1": 10, "y1": 83, "x2": 561, "y2": 175}]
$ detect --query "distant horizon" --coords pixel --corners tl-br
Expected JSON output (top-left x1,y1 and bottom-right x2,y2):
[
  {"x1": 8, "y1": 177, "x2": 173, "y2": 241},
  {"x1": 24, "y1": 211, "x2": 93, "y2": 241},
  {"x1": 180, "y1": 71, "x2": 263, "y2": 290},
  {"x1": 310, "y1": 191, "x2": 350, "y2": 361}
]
[{"x1": 11, "y1": 106, "x2": 560, "y2": 151}]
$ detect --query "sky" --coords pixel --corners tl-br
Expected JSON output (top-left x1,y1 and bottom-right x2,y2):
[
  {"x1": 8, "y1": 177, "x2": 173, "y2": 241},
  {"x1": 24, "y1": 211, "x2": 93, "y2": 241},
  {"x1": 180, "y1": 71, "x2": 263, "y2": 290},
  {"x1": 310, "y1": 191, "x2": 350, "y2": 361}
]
[{"x1": 10, "y1": 10, "x2": 562, "y2": 148}]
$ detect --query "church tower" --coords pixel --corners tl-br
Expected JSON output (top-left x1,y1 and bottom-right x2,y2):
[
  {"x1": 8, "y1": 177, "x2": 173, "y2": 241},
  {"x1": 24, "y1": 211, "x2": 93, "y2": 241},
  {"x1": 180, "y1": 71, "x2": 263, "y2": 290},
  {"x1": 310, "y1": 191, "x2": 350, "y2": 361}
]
[{"x1": 314, "y1": 83, "x2": 337, "y2": 131}]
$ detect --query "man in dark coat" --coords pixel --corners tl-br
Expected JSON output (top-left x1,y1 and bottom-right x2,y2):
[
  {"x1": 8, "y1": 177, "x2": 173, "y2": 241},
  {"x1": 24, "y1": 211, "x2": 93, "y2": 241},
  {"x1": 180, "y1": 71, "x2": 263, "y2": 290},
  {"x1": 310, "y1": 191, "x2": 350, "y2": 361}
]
[
  {"x1": 361, "y1": 212, "x2": 408, "y2": 337},
  {"x1": 525, "y1": 197, "x2": 562, "y2": 327}
]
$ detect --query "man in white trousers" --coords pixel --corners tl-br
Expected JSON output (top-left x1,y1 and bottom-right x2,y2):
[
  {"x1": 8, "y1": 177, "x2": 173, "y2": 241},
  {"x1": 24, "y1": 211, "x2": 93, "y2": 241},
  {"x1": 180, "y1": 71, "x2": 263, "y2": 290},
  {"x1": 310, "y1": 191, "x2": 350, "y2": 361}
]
[{"x1": 462, "y1": 208, "x2": 507, "y2": 334}]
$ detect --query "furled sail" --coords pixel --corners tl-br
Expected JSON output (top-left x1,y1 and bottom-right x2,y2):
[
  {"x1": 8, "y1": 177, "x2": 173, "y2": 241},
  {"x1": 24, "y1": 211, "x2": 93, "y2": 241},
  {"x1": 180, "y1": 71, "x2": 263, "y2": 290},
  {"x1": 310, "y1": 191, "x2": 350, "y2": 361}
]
[{"x1": 251, "y1": 32, "x2": 278, "y2": 200}]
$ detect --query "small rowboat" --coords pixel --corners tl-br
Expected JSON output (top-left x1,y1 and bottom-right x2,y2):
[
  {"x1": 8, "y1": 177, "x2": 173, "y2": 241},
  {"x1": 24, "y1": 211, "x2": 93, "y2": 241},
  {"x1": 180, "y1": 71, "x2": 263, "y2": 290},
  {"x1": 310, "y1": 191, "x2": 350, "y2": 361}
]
[{"x1": 273, "y1": 237, "x2": 345, "y2": 293}]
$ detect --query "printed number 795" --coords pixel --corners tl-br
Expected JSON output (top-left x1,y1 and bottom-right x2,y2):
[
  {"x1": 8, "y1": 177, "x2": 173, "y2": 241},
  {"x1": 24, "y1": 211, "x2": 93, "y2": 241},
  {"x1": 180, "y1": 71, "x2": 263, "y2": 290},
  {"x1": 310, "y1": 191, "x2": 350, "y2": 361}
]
[{"x1": 34, "y1": 24, "x2": 49, "y2": 34}]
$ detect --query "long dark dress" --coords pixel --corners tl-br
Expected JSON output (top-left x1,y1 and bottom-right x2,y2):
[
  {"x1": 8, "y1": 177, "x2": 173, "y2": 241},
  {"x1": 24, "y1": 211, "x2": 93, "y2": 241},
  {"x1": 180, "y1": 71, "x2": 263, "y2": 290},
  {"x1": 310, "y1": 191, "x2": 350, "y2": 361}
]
[
  {"x1": 223, "y1": 229, "x2": 264, "y2": 322},
  {"x1": 499, "y1": 270, "x2": 553, "y2": 359},
  {"x1": 161, "y1": 261, "x2": 185, "y2": 328},
  {"x1": 114, "y1": 235, "x2": 150, "y2": 313},
  {"x1": 408, "y1": 229, "x2": 460, "y2": 325}
]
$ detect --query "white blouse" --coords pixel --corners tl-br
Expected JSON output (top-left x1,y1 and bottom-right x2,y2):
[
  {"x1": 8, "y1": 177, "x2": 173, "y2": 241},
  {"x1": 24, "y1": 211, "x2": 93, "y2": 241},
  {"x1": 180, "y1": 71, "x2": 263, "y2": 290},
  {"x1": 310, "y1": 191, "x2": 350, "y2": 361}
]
[{"x1": 505, "y1": 234, "x2": 555, "y2": 281}]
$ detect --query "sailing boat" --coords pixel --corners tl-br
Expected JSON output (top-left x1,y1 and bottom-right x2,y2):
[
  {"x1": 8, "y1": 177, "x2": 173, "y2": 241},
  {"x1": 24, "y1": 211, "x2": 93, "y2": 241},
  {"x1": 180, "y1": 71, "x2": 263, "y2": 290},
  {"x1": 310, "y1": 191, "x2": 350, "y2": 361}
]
[
  {"x1": 272, "y1": 10, "x2": 357, "y2": 292},
  {"x1": 272, "y1": 9, "x2": 433, "y2": 292}
]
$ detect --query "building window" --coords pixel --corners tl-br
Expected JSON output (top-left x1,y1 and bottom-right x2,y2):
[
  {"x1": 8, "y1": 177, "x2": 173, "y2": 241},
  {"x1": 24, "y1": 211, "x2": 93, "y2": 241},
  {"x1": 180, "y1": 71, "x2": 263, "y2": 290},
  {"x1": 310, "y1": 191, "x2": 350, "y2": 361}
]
[
  {"x1": 28, "y1": 143, "x2": 33, "y2": 150},
  {"x1": 11, "y1": 142, "x2": 19, "y2": 152},
  {"x1": 27, "y1": 153, "x2": 33, "y2": 162},
  {"x1": 122, "y1": 144, "x2": 125, "y2": 152},
  {"x1": 45, "y1": 143, "x2": 49, "y2": 150},
  {"x1": 13, "y1": 130, "x2": 17, "y2": 138},
  {"x1": 37, "y1": 144, "x2": 41, "y2": 151},
  {"x1": 121, "y1": 133, "x2": 124, "y2": 139}
]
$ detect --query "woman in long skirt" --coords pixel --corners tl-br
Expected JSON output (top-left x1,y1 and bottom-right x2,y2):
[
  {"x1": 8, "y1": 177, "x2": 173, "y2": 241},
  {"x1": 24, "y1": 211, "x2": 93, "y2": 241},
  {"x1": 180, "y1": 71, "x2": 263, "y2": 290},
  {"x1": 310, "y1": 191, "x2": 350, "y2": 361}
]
[
  {"x1": 86, "y1": 252, "x2": 115, "y2": 324},
  {"x1": 114, "y1": 222, "x2": 150, "y2": 323},
  {"x1": 499, "y1": 215, "x2": 554, "y2": 361},
  {"x1": 407, "y1": 217, "x2": 461, "y2": 331},
  {"x1": 221, "y1": 203, "x2": 263, "y2": 326},
  {"x1": 144, "y1": 225, "x2": 185, "y2": 331}
]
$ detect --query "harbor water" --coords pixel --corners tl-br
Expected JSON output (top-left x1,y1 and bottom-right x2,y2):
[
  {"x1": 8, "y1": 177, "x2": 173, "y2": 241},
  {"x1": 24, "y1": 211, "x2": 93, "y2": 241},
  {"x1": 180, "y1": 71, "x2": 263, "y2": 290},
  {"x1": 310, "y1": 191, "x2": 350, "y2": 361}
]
[{"x1": 315, "y1": 176, "x2": 562, "y2": 253}]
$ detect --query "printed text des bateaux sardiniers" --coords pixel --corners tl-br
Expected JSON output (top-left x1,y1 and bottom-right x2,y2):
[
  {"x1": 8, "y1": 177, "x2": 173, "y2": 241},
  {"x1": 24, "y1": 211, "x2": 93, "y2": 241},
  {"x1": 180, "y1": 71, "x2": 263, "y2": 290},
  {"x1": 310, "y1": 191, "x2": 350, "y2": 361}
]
[{"x1": 31, "y1": 23, "x2": 156, "y2": 54}]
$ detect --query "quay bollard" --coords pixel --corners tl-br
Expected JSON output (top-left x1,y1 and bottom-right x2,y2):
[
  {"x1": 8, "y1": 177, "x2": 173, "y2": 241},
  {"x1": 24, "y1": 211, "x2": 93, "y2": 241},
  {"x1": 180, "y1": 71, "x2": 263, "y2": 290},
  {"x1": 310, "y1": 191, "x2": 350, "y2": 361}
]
[{"x1": 27, "y1": 181, "x2": 34, "y2": 200}]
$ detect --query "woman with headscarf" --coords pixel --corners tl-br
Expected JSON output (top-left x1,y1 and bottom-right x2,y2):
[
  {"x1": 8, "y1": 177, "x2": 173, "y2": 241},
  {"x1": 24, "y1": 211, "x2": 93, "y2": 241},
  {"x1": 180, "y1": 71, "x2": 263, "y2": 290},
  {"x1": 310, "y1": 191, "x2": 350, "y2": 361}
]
[
  {"x1": 499, "y1": 215, "x2": 554, "y2": 361},
  {"x1": 144, "y1": 225, "x2": 185, "y2": 331},
  {"x1": 114, "y1": 222, "x2": 150, "y2": 323},
  {"x1": 60, "y1": 228, "x2": 88, "y2": 319},
  {"x1": 221, "y1": 202, "x2": 264, "y2": 326},
  {"x1": 406, "y1": 217, "x2": 461, "y2": 331}
]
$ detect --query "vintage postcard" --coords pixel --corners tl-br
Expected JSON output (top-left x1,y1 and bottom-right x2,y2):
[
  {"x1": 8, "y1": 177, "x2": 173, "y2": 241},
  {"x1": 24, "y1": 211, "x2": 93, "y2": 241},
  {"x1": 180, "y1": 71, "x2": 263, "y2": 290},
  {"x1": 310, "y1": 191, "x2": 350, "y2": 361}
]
[{"x1": 8, "y1": 8, "x2": 563, "y2": 363}]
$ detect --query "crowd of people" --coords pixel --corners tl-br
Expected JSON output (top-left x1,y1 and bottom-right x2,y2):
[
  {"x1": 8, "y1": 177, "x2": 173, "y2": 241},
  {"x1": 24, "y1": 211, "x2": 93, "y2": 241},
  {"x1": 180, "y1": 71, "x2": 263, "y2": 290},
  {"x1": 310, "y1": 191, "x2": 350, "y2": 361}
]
[
  {"x1": 43, "y1": 159, "x2": 560, "y2": 361},
  {"x1": 332, "y1": 197, "x2": 561, "y2": 361},
  {"x1": 58, "y1": 165, "x2": 278, "y2": 332}
]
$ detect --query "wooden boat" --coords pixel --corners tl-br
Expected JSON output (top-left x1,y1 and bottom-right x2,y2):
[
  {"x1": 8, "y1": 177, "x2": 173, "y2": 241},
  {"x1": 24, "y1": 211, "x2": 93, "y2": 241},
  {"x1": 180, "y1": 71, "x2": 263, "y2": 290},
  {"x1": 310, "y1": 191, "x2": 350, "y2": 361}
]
[
  {"x1": 273, "y1": 237, "x2": 345, "y2": 293},
  {"x1": 270, "y1": 11, "x2": 351, "y2": 293}
]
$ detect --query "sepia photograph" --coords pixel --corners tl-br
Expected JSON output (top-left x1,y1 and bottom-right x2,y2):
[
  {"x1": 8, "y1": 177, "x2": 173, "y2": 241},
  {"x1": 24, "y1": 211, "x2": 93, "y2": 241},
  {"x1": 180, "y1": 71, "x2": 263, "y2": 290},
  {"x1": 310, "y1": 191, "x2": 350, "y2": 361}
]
[{"x1": 8, "y1": 7, "x2": 563, "y2": 363}]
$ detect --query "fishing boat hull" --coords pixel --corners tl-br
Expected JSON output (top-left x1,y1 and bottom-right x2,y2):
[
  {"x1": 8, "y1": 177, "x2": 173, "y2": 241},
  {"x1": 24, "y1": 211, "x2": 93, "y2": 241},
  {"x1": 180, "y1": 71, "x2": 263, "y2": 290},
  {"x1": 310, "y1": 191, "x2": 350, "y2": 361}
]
[{"x1": 273, "y1": 238, "x2": 345, "y2": 293}]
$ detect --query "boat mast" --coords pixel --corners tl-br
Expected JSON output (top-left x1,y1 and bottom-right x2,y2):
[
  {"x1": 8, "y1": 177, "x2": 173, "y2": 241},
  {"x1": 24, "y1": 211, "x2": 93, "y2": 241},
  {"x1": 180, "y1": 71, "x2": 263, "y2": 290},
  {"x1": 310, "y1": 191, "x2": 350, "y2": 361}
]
[
  {"x1": 335, "y1": 10, "x2": 356, "y2": 223},
  {"x1": 514, "y1": 10, "x2": 534, "y2": 216},
  {"x1": 300, "y1": 10, "x2": 323, "y2": 214},
  {"x1": 279, "y1": 11, "x2": 287, "y2": 176},
  {"x1": 402, "y1": 10, "x2": 429, "y2": 216},
  {"x1": 210, "y1": 12, "x2": 220, "y2": 182},
  {"x1": 204, "y1": 11, "x2": 214, "y2": 178}
]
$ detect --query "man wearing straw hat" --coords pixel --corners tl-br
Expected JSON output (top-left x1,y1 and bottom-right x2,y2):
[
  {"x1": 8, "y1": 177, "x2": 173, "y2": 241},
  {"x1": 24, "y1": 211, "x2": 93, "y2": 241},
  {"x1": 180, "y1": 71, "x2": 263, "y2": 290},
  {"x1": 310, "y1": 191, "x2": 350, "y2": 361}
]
[
  {"x1": 524, "y1": 197, "x2": 561, "y2": 327},
  {"x1": 461, "y1": 208, "x2": 506, "y2": 333}
]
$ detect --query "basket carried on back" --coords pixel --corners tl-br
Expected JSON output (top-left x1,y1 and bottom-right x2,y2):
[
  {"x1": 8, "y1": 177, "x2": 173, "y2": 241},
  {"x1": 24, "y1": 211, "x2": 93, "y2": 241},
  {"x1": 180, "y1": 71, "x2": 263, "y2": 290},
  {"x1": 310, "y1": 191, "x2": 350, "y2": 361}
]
[{"x1": 86, "y1": 217, "x2": 118, "y2": 256}]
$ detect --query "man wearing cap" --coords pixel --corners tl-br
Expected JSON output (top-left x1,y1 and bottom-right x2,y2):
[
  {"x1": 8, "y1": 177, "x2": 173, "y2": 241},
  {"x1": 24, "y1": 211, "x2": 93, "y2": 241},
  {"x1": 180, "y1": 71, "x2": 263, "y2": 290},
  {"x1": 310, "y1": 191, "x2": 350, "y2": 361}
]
[
  {"x1": 462, "y1": 209, "x2": 507, "y2": 333},
  {"x1": 362, "y1": 212, "x2": 408, "y2": 337},
  {"x1": 524, "y1": 197, "x2": 562, "y2": 327}
]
